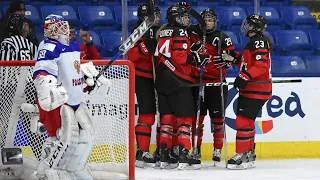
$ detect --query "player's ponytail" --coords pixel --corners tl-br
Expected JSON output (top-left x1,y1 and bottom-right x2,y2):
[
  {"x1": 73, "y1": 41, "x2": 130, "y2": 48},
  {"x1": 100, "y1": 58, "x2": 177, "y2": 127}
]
[
  {"x1": 263, "y1": 34, "x2": 273, "y2": 52},
  {"x1": 156, "y1": 23, "x2": 168, "y2": 41}
]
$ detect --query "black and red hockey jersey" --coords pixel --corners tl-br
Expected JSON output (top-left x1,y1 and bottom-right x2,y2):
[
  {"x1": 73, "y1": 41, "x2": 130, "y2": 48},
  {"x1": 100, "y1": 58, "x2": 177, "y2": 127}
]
[
  {"x1": 127, "y1": 27, "x2": 157, "y2": 79},
  {"x1": 237, "y1": 34, "x2": 272, "y2": 100},
  {"x1": 155, "y1": 24, "x2": 195, "y2": 83},
  {"x1": 188, "y1": 25, "x2": 236, "y2": 83}
]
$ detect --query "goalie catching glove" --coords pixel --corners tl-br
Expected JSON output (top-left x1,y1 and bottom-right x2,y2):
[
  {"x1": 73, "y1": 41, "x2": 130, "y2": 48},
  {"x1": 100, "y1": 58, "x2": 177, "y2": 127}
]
[{"x1": 81, "y1": 61, "x2": 112, "y2": 95}]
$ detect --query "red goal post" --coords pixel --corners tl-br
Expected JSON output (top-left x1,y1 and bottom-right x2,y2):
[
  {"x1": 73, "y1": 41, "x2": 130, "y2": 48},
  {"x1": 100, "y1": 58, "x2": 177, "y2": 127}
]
[{"x1": 0, "y1": 60, "x2": 135, "y2": 180}]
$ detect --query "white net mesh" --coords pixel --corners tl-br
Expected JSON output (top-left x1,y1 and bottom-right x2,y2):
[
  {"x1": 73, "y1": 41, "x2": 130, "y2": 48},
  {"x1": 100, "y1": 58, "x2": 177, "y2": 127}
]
[{"x1": 0, "y1": 60, "x2": 135, "y2": 180}]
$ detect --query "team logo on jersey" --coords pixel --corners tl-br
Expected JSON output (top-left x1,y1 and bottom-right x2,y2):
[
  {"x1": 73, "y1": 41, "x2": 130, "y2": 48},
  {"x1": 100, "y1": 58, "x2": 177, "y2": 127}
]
[
  {"x1": 256, "y1": 55, "x2": 261, "y2": 60},
  {"x1": 182, "y1": 43, "x2": 188, "y2": 49},
  {"x1": 73, "y1": 60, "x2": 81, "y2": 74}
]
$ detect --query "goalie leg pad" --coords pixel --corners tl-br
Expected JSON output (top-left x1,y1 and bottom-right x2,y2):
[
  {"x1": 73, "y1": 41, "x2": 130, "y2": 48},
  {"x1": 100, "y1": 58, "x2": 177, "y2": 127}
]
[
  {"x1": 38, "y1": 105, "x2": 79, "y2": 171},
  {"x1": 68, "y1": 166, "x2": 93, "y2": 180},
  {"x1": 66, "y1": 103, "x2": 94, "y2": 172},
  {"x1": 44, "y1": 169, "x2": 73, "y2": 180}
]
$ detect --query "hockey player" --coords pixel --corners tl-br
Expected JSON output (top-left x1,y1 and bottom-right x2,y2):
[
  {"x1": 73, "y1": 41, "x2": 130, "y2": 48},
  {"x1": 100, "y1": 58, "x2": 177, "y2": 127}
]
[
  {"x1": 188, "y1": 8, "x2": 236, "y2": 163},
  {"x1": 0, "y1": 13, "x2": 37, "y2": 60},
  {"x1": 33, "y1": 14, "x2": 111, "y2": 179},
  {"x1": 127, "y1": 4, "x2": 160, "y2": 168},
  {"x1": 218, "y1": 14, "x2": 272, "y2": 169},
  {"x1": 154, "y1": 4, "x2": 210, "y2": 170}
]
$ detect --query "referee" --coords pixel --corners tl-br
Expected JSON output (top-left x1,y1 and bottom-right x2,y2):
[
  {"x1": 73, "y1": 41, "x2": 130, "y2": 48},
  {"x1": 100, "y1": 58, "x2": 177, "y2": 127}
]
[{"x1": 0, "y1": 13, "x2": 37, "y2": 60}]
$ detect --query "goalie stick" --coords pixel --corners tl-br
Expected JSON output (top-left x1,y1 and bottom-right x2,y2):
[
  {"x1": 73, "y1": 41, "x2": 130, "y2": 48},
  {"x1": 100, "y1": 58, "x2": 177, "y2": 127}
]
[
  {"x1": 189, "y1": 8, "x2": 207, "y2": 159},
  {"x1": 96, "y1": 0, "x2": 155, "y2": 79}
]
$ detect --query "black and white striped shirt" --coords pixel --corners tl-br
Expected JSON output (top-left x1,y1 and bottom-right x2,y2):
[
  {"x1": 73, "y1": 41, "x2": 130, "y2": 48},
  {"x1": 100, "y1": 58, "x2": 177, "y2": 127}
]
[{"x1": 0, "y1": 35, "x2": 37, "y2": 60}]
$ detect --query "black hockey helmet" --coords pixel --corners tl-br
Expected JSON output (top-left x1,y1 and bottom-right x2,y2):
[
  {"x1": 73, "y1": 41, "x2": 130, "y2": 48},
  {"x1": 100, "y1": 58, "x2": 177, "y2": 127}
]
[
  {"x1": 241, "y1": 14, "x2": 267, "y2": 37},
  {"x1": 166, "y1": 4, "x2": 190, "y2": 27},
  {"x1": 137, "y1": 4, "x2": 160, "y2": 21},
  {"x1": 201, "y1": 8, "x2": 218, "y2": 33},
  {"x1": 7, "y1": 13, "x2": 26, "y2": 36}
]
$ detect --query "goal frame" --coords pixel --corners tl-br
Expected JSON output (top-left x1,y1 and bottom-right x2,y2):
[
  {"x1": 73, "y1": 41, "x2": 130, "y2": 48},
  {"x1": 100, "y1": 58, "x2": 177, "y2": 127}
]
[{"x1": 0, "y1": 60, "x2": 136, "y2": 180}]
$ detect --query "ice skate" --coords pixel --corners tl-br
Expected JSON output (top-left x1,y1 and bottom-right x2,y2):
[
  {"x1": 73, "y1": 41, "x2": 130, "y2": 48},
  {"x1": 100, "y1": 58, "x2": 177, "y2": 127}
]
[
  {"x1": 247, "y1": 150, "x2": 256, "y2": 168},
  {"x1": 159, "y1": 144, "x2": 178, "y2": 169},
  {"x1": 178, "y1": 146, "x2": 201, "y2": 170},
  {"x1": 135, "y1": 149, "x2": 156, "y2": 168},
  {"x1": 212, "y1": 148, "x2": 221, "y2": 166},
  {"x1": 171, "y1": 146, "x2": 179, "y2": 160},
  {"x1": 153, "y1": 146, "x2": 160, "y2": 167},
  {"x1": 191, "y1": 146, "x2": 201, "y2": 160},
  {"x1": 227, "y1": 152, "x2": 249, "y2": 170}
]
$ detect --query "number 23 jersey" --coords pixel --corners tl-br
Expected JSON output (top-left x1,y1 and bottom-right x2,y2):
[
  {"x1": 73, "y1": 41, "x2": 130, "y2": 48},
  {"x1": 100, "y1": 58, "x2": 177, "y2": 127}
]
[{"x1": 239, "y1": 34, "x2": 272, "y2": 100}]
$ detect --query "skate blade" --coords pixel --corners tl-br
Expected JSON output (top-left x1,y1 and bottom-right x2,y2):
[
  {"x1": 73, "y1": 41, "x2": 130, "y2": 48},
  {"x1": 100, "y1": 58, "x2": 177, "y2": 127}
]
[
  {"x1": 178, "y1": 163, "x2": 201, "y2": 170},
  {"x1": 160, "y1": 162, "x2": 178, "y2": 169},
  {"x1": 135, "y1": 160, "x2": 156, "y2": 169},
  {"x1": 213, "y1": 157, "x2": 221, "y2": 167},
  {"x1": 213, "y1": 161, "x2": 218, "y2": 167},
  {"x1": 247, "y1": 161, "x2": 255, "y2": 169},
  {"x1": 227, "y1": 163, "x2": 248, "y2": 170}
]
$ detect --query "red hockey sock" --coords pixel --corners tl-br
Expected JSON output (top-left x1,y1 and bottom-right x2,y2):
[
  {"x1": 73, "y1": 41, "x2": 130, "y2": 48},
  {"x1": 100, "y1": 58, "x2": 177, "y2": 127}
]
[
  {"x1": 37, "y1": 102, "x2": 61, "y2": 137},
  {"x1": 159, "y1": 115, "x2": 175, "y2": 150},
  {"x1": 212, "y1": 117, "x2": 224, "y2": 149},
  {"x1": 177, "y1": 117, "x2": 192, "y2": 150},
  {"x1": 172, "y1": 116, "x2": 178, "y2": 147},
  {"x1": 235, "y1": 115, "x2": 255, "y2": 154},
  {"x1": 135, "y1": 114, "x2": 155, "y2": 151}
]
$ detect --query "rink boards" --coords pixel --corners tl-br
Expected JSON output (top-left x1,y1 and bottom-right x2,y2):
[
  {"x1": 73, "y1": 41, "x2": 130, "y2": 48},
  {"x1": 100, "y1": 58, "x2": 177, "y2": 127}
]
[
  {"x1": 13, "y1": 77, "x2": 320, "y2": 161},
  {"x1": 145, "y1": 77, "x2": 320, "y2": 160}
]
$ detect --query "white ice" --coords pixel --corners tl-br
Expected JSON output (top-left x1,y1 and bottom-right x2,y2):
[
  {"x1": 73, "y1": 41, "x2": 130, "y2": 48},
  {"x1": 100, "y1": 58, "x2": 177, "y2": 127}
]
[{"x1": 136, "y1": 159, "x2": 320, "y2": 180}]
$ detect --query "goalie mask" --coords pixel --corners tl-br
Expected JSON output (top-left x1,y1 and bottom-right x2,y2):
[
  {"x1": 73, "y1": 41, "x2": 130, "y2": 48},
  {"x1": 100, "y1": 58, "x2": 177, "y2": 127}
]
[
  {"x1": 201, "y1": 8, "x2": 218, "y2": 33},
  {"x1": 241, "y1": 14, "x2": 267, "y2": 37},
  {"x1": 44, "y1": 14, "x2": 70, "y2": 46}
]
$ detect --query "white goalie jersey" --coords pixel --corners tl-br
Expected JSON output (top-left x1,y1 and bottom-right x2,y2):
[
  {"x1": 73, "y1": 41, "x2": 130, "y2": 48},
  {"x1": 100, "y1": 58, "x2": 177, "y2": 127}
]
[{"x1": 33, "y1": 39, "x2": 84, "y2": 107}]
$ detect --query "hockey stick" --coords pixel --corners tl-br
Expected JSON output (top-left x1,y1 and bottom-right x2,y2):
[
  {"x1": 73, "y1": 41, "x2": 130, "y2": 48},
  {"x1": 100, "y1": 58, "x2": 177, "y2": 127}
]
[
  {"x1": 215, "y1": 31, "x2": 229, "y2": 167},
  {"x1": 190, "y1": 8, "x2": 207, "y2": 158},
  {"x1": 96, "y1": 0, "x2": 155, "y2": 79},
  {"x1": 150, "y1": 28, "x2": 160, "y2": 152},
  {"x1": 181, "y1": 79, "x2": 302, "y2": 87}
]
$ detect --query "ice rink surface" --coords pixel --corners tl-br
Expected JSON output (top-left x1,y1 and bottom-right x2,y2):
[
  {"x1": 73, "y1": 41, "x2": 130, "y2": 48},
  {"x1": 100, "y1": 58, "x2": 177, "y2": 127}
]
[{"x1": 136, "y1": 159, "x2": 320, "y2": 180}]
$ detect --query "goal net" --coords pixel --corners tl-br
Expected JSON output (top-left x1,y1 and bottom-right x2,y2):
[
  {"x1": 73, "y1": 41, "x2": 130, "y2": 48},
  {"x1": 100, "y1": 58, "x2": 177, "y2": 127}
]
[{"x1": 0, "y1": 60, "x2": 135, "y2": 180}]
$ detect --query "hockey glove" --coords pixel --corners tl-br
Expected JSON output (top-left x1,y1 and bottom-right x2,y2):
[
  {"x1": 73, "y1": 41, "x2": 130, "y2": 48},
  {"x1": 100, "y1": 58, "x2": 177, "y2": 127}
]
[
  {"x1": 234, "y1": 71, "x2": 252, "y2": 89},
  {"x1": 191, "y1": 51, "x2": 210, "y2": 67},
  {"x1": 190, "y1": 41, "x2": 203, "y2": 53},
  {"x1": 81, "y1": 61, "x2": 112, "y2": 96},
  {"x1": 214, "y1": 50, "x2": 238, "y2": 68}
]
